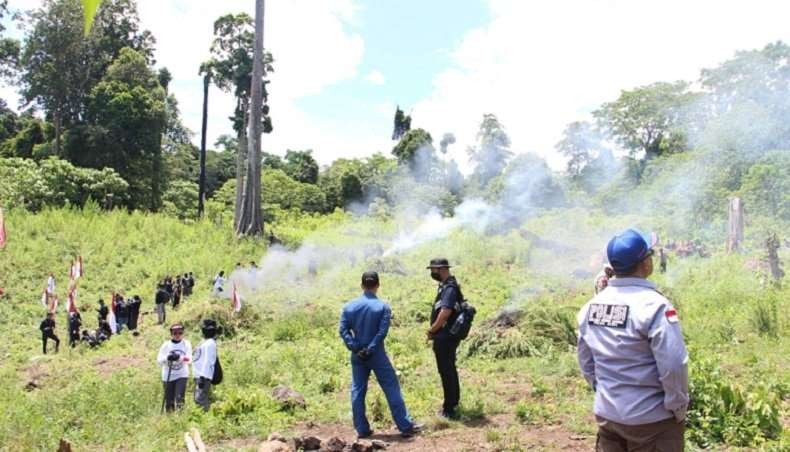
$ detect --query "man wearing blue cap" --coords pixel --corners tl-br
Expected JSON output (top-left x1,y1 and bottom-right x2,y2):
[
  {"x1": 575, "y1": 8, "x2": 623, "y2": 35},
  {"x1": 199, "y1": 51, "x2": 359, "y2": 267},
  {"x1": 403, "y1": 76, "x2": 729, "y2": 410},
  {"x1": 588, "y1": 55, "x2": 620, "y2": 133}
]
[
  {"x1": 339, "y1": 271, "x2": 422, "y2": 438},
  {"x1": 577, "y1": 229, "x2": 689, "y2": 451}
]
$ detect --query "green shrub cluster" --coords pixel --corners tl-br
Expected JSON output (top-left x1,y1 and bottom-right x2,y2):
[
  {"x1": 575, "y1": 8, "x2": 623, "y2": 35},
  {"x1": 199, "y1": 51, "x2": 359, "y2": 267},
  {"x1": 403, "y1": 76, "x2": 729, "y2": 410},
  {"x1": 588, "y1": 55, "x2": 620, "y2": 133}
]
[
  {"x1": 687, "y1": 355, "x2": 784, "y2": 447},
  {"x1": 0, "y1": 157, "x2": 128, "y2": 210}
]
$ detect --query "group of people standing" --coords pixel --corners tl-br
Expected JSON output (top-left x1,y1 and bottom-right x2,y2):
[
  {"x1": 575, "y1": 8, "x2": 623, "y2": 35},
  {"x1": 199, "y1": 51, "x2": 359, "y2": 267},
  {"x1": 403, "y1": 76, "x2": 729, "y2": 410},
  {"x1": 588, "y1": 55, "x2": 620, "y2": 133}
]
[
  {"x1": 338, "y1": 258, "x2": 466, "y2": 439},
  {"x1": 156, "y1": 320, "x2": 220, "y2": 412},
  {"x1": 155, "y1": 273, "x2": 195, "y2": 325},
  {"x1": 38, "y1": 271, "x2": 196, "y2": 354},
  {"x1": 341, "y1": 230, "x2": 689, "y2": 452}
]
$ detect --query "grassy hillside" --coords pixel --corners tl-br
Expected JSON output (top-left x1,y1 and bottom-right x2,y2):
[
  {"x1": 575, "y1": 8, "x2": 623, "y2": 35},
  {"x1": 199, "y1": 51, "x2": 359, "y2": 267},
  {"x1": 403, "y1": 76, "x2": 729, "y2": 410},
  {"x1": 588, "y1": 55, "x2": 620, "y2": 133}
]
[{"x1": 0, "y1": 207, "x2": 787, "y2": 451}]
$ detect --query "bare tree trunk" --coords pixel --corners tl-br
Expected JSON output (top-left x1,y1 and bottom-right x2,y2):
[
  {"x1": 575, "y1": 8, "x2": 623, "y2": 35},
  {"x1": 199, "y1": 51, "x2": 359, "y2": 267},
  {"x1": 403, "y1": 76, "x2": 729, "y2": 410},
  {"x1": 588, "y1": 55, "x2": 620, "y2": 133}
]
[
  {"x1": 236, "y1": 0, "x2": 265, "y2": 236},
  {"x1": 198, "y1": 74, "x2": 210, "y2": 217},
  {"x1": 54, "y1": 109, "x2": 62, "y2": 157},
  {"x1": 727, "y1": 197, "x2": 744, "y2": 253},
  {"x1": 233, "y1": 97, "x2": 249, "y2": 229},
  {"x1": 766, "y1": 233, "x2": 784, "y2": 283}
]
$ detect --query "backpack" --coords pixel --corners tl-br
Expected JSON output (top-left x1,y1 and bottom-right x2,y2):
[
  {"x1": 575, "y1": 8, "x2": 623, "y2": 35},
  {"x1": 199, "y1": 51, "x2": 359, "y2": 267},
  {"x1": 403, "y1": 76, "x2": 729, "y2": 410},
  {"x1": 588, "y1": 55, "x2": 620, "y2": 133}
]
[
  {"x1": 445, "y1": 280, "x2": 476, "y2": 340},
  {"x1": 449, "y1": 300, "x2": 476, "y2": 340},
  {"x1": 211, "y1": 356, "x2": 223, "y2": 385}
]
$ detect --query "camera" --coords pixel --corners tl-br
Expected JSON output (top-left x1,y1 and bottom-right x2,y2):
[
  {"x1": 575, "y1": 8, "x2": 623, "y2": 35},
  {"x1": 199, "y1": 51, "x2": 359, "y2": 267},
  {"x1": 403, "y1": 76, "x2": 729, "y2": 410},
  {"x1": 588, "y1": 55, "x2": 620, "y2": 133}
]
[{"x1": 167, "y1": 352, "x2": 179, "y2": 362}]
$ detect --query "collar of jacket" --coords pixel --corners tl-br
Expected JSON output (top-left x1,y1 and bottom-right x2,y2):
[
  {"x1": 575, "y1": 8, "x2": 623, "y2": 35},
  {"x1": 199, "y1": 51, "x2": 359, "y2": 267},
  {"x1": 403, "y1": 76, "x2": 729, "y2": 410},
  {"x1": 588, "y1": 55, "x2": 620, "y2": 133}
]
[{"x1": 608, "y1": 277, "x2": 657, "y2": 290}]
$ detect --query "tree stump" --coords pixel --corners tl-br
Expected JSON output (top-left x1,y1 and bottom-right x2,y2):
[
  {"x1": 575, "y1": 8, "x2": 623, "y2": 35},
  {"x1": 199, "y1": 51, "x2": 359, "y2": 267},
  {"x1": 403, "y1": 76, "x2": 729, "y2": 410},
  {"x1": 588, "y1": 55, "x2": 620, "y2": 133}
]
[
  {"x1": 727, "y1": 197, "x2": 744, "y2": 253},
  {"x1": 766, "y1": 233, "x2": 784, "y2": 284}
]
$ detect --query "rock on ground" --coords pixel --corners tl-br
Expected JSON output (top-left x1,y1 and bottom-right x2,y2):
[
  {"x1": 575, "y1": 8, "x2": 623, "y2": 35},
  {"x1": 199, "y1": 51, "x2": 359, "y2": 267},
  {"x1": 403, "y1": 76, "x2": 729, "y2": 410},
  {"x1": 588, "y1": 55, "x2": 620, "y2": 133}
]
[{"x1": 272, "y1": 385, "x2": 307, "y2": 410}]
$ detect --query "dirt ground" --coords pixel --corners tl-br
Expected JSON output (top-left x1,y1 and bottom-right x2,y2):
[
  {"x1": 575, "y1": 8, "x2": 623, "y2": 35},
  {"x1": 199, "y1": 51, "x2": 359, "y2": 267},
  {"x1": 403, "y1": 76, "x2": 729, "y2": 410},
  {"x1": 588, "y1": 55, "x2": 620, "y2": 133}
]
[{"x1": 214, "y1": 415, "x2": 594, "y2": 451}]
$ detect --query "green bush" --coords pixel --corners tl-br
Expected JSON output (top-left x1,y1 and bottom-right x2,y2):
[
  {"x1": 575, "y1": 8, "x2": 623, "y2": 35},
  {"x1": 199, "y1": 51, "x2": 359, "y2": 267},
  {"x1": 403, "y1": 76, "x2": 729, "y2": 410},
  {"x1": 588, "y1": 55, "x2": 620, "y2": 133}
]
[
  {"x1": 687, "y1": 356, "x2": 782, "y2": 447},
  {"x1": 162, "y1": 180, "x2": 199, "y2": 220},
  {"x1": 0, "y1": 157, "x2": 128, "y2": 210}
]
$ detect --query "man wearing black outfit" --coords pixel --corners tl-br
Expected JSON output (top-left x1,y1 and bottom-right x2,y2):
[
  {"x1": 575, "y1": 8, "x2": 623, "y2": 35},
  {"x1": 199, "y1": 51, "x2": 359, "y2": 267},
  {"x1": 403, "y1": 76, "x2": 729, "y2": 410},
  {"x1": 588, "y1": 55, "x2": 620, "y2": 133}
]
[
  {"x1": 128, "y1": 295, "x2": 142, "y2": 330},
  {"x1": 97, "y1": 299, "x2": 109, "y2": 325},
  {"x1": 155, "y1": 283, "x2": 170, "y2": 325},
  {"x1": 40, "y1": 312, "x2": 60, "y2": 354},
  {"x1": 68, "y1": 311, "x2": 82, "y2": 347},
  {"x1": 426, "y1": 258, "x2": 463, "y2": 419}
]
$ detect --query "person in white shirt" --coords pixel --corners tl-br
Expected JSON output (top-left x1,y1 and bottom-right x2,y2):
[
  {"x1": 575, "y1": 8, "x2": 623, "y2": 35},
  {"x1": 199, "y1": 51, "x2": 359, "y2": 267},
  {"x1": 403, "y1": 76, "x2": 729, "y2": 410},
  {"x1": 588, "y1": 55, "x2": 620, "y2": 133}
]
[
  {"x1": 212, "y1": 271, "x2": 225, "y2": 297},
  {"x1": 192, "y1": 319, "x2": 219, "y2": 411},
  {"x1": 157, "y1": 323, "x2": 192, "y2": 412}
]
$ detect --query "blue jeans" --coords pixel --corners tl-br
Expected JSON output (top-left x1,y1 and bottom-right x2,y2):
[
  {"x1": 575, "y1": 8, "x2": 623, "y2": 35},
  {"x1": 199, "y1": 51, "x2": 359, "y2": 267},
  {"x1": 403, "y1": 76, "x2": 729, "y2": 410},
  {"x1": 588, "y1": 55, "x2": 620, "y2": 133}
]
[{"x1": 350, "y1": 350, "x2": 414, "y2": 435}]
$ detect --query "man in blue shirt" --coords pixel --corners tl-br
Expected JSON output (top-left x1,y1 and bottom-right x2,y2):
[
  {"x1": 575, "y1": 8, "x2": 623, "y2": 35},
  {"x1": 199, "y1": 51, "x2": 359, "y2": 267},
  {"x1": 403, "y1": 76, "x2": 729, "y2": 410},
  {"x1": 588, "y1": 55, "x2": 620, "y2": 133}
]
[
  {"x1": 339, "y1": 271, "x2": 422, "y2": 438},
  {"x1": 577, "y1": 229, "x2": 688, "y2": 451}
]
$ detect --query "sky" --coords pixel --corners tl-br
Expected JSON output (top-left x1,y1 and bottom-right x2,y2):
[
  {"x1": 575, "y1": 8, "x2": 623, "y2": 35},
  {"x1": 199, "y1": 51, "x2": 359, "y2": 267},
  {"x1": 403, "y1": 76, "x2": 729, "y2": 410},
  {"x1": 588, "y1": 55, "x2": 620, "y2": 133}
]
[{"x1": 4, "y1": 0, "x2": 790, "y2": 171}]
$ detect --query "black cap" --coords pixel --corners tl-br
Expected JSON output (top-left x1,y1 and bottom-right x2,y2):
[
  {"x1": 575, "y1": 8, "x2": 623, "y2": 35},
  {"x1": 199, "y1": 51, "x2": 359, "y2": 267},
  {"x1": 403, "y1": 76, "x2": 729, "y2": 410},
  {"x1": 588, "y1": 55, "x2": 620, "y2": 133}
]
[
  {"x1": 361, "y1": 271, "x2": 380, "y2": 287},
  {"x1": 426, "y1": 258, "x2": 452, "y2": 269}
]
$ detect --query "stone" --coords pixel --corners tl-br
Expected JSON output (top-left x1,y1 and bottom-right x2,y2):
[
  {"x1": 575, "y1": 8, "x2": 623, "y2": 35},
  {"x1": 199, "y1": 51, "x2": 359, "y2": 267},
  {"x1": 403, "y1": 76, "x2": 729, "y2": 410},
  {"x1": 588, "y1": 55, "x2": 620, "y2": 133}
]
[
  {"x1": 321, "y1": 436, "x2": 346, "y2": 452},
  {"x1": 293, "y1": 435, "x2": 321, "y2": 451},
  {"x1": 350, "y1": 440, "x2": 374, "y2": 452},
  {"x1": 258, "y1": 440, "x2": 291, "y2": 452},
  {"x1": 371, "y1": 439, "x2": 388, "y2": 450},
  {"x1": 267, "y1": 432, "x2": 287, "y2": 443},
  {"x1": 272, "y1": 385, "x2": 306, "y2": 410}
]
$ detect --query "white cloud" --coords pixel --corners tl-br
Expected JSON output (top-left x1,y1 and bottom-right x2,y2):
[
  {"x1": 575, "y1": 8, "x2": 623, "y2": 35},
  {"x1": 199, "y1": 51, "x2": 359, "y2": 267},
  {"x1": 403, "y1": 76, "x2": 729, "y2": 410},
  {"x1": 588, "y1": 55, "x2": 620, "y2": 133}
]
[
  {"x1": 364, "y1": 69, "x2": 386, "y2": 85},
  {"x1": 133, "y1": 0, "x2": 365, "y2": 157},
  {"x1": 413, "y1": 0, "x2": 790, "y2": 171},
  {"x1": 4, "y1": 0, "x2": 367, "y2": 161}
]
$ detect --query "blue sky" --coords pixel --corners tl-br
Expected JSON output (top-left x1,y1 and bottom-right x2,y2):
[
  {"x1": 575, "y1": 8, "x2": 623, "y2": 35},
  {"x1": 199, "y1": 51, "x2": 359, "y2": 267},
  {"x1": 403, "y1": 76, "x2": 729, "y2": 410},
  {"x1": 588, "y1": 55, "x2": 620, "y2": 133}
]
[
  {"x1": 297, "y1": 0, "x2": 490, "y2": 119},
  {"x1": 5, "y1": 0, "x2": 790, "y2": 171}
]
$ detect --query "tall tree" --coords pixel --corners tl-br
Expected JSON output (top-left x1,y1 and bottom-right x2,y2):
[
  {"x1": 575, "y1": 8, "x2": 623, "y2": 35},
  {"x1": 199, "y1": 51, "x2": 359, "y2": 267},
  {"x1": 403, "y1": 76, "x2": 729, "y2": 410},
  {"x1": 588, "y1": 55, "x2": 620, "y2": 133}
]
[
  {"x1": 198, "y1": 69, "x2": 210, "y2": 217},
  {"x1": 202, "y1": 12, "x2": 273, "y2": 229},
  {"x1": 283, "y1": 149, "x2": 319, "y2": 184},
  {"x1": 20, "y1": 0, "x2": 82, "y2": 155},
  {"x1": 593, "y1": 81, "x2": 694, "y2": 161},
  {"x1": 391, "y1": 106, "x2": 411, "y2": 140},
  {"x1": 20, "y1": 0, "x2": 154, "y2": 155},
  {"x1": 468, "y1": 114, "x2": 512, "y2": 187},
  {"x1": 80, "y1": 47, "x2": 166, "y2": 209},
  {"x1": 0, "y1": 0, "x2": 20, "y2": 80},
  {"x1": 236, "y1": 0, "x2": 266, "y2": 236},
  {"x1": 555, "y1": 121, "x2": 604, "y2": 177}
]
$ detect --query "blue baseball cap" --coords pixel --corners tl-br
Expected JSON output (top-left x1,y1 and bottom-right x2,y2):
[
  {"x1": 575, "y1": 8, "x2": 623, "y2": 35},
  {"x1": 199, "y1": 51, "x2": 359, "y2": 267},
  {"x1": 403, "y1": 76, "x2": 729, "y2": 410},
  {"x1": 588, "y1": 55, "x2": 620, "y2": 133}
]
[{"x1": 606, "y1": 229, "x2": 656, "y2": 273}]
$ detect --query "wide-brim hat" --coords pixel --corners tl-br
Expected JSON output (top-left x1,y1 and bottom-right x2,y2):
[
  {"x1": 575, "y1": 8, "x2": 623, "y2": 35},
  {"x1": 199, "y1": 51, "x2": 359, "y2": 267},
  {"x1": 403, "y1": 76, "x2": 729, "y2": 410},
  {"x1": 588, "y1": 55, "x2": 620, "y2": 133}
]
[{"x1": 426, "y1": 258, "x2": 452, "y2": 269}]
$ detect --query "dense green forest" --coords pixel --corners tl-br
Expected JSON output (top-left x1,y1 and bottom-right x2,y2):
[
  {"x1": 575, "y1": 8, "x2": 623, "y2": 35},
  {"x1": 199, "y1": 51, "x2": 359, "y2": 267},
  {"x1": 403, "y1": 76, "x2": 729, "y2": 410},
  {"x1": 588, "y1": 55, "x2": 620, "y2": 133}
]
[{"x1": 0, "y1": 0, "x2": 787, "y2": 451}]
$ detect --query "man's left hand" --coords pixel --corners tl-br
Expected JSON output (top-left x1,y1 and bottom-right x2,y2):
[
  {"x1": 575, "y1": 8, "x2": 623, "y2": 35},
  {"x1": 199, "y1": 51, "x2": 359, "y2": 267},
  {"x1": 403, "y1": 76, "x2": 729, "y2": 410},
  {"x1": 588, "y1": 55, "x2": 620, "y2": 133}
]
[
  {"x1": 356, "y1": 348, "x2": 371, "y2": 361},
  {"x1": 426, "y1": 330, "x2": 435, "y2": 340}
]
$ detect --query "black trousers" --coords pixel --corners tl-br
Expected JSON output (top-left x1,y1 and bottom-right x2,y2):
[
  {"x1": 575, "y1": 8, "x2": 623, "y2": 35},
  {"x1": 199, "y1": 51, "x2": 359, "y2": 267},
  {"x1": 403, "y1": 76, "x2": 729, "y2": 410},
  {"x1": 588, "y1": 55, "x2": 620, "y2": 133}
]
[
  {"x1": 432, "y1": 336, "x2": 460, "y2": 414},
  {"x1": 162, "y1": 377, "x2": 188, "y2": 412},
  {"x1": 42, "y1": 333, "x2": 59, "y2": 354},
  {"x1": 69, "y1": 329, "x2": 80, "y2": 347}
]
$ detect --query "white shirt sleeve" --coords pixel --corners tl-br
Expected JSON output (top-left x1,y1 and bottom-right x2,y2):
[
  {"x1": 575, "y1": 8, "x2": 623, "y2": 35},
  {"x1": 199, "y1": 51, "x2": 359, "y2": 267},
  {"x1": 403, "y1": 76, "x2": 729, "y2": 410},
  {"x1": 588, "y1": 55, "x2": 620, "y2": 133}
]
[{"x1": 156, "y1": 342, "x2": 169, "y2": 367}]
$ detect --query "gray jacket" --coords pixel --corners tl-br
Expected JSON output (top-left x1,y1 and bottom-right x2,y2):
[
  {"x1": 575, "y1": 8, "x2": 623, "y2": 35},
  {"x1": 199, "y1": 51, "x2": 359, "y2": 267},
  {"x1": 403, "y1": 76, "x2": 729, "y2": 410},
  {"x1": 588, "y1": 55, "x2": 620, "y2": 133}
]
[{"x1": 577, "y1": 277, "x2": 689, "y2": 425}]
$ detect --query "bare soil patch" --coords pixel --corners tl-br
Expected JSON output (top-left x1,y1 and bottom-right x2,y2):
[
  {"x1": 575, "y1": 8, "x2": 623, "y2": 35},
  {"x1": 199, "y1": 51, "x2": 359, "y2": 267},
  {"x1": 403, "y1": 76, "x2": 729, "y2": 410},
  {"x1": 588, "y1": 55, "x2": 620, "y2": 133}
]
[{"x1": 92, "y1": 356, "x2": 145, "y2": 377}]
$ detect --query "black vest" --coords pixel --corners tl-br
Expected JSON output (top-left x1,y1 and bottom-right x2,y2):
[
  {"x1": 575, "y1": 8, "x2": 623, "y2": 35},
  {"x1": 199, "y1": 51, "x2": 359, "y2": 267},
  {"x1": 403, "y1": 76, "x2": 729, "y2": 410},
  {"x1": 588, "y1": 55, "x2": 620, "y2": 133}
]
[{"x1": 431, "y1": 276, "x2": 463, "y2": 336}]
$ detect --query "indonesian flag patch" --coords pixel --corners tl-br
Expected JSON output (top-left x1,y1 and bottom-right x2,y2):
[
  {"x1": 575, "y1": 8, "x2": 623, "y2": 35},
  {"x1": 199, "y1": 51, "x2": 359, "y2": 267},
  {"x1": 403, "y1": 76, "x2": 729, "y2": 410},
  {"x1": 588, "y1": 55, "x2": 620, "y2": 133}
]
[{"x1": 665, "y1": 307, "x2": 679, "y2": 323}]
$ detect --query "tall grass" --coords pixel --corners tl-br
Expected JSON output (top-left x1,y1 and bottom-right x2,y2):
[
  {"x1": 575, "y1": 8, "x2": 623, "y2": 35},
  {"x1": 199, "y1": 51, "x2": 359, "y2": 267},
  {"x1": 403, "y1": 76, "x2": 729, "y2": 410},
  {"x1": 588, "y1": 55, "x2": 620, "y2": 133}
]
[{"x1": 0, "y1": 207, "x2": 787, "y2": 450}]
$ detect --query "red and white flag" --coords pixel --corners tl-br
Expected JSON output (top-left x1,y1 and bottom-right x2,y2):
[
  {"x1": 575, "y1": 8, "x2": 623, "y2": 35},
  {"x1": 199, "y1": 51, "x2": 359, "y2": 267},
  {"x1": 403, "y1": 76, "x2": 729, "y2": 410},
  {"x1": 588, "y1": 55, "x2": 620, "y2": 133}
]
[
  {"x1": 67, "y1": 285, "x2": 77, "y2": 313},
  {"x1": 107, "y1": 292, "x2": 117, "y2": 333},
  {"x1": 231, "y1": 284, "x2": 242, "y2": 313},
  {"x1": 70, "y1": 256, "x2": 84, "y2": 280},
  {"x1": 0, "y1": 207, "x2": 6, "y2": 249}
]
